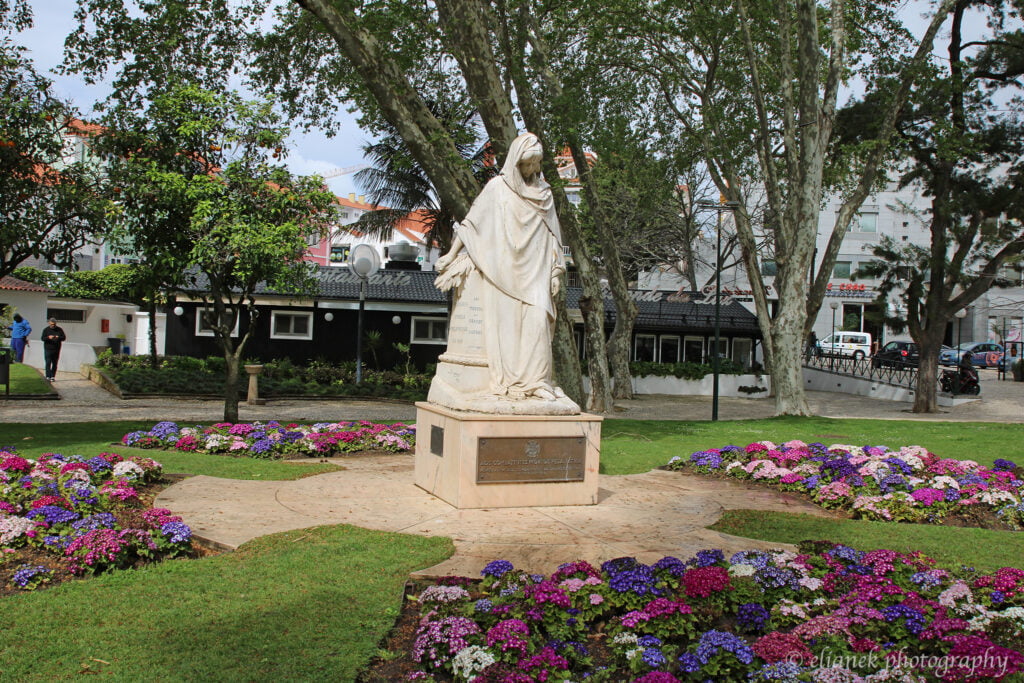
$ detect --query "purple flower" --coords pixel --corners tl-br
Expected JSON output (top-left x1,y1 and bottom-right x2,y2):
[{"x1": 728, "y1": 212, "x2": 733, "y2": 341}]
[
  {"x1": 160, "y1": 521, "x2": 192, "y2": 544},
  {"x1": 736, "y1": 602, "x2": 771, "y2": 634},
  {"x1": 694, "y1": 629, "x2": 754, "y2": 665},
  {"x1": 690, "y1": 549, "x2": 725, "y2": 568},
  {"x1": 993, "y1": 458, "x2": 1017, "y2": 471},
  {"x1": 27, "y1": 505, "x2": 80, "y2": 525},
  {"x1": 482, "y1": 560, "x2": 514, "y2": 579}
]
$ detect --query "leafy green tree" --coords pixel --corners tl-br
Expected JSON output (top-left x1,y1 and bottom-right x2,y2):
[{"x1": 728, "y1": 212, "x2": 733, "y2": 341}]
[
  {"x1": 95, "y1": 84, "x2": 337, "y2": 421},
  {"x1": 13, "y1": 264, "x2": 149, "y2": 302},
  {"x1": 851, "y1": 0, "x2": 1024, "y2": 412},
  {"x1": 0, "y1": 39, "x2": 110, "y2": 279}
]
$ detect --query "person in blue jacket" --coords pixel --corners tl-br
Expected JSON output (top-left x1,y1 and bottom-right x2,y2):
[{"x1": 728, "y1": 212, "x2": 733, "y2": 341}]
[{"x1": 10, "y1": 314, "x2": 31, "y2": 363}]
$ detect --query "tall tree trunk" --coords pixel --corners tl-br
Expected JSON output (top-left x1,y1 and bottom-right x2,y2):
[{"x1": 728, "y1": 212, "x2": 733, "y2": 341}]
[
  {"x1": 569, "y1": 143, "x2": 637, "y2": 400},
  {"x1": 552, "y1": 280, "x2": 584, "y2": 405},
  {"x1": 913, "y1": 332, "x2": 944, "y2": 413},
  {"x1": 223, "y1": 348, "x2": 241, "y2": 422}
]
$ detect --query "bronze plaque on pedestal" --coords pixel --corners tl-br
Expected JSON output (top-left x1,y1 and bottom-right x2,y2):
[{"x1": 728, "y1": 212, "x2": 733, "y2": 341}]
[{"x1": 476, "y1": 437, "x2": 586, "y2": 484}]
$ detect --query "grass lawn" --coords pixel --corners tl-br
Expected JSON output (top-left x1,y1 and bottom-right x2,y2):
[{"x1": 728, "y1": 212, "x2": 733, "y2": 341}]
[
  {"x1": 601, "y1": 415, "x2": 1024, "y2": 475},
  {"x1": 0, "y1": 525, "x2": 453, "y2": 680},
  {"x1": 710, "y1": 509, "x2": 1024, "y2": 574},
  {"x1": 4, "y1": 362, "x2": 54, "y2": 395}
]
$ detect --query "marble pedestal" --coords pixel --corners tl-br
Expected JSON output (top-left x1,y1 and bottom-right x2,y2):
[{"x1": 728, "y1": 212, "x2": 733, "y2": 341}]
[{"x1": 415, "y1": 402, "x2": 602, "y2": 509}]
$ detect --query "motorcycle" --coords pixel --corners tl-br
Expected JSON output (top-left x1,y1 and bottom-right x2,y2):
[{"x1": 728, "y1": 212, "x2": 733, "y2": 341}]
[{"x1": 939, "y1": 368, "x2": 980, "y2": 395}]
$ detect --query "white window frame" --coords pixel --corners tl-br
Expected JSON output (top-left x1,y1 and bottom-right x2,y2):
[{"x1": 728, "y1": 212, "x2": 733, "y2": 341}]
[
  {"x1": 732, "y1": 338, "x2": 753, "y2": 368},
  {"x1": 683, "y1": 336, "x2": 704, "y2": 363},
  {"x1": 633, "y1": 333, "x2": 657, "y2": 362},
  {"x1": 410, "y1": 316, "x2": 448, "y2": 345},
  {"x1": 195, "y1": 308, "x2": 240, "y2": 338},
  {"x1": 46, "y1": 308, "x2": 87, "y2": 323},
  {"x1": 659, "y1": 335, "x2": 681, "y2": 363},
  {"x1": 270, "y1": 310, "x2": 313, "y2": 341}
]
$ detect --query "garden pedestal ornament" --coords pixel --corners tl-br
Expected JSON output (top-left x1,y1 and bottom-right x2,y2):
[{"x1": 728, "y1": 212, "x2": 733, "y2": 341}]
[
  {"x1": 416, "y1": 133, "x2": 600, "y2": 509},
  {"x1": 244, "y1": 364, "x2": 265, "y2": 406}
]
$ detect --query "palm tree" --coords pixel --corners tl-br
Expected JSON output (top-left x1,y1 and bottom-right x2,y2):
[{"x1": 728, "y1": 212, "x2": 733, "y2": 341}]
[{"x1": 352, "y1": 100, "x2": 495, "y2": 255}]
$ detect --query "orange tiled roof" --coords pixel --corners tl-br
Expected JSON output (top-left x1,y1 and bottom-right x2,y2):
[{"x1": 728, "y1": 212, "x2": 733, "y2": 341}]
[{"x1": 0, "y1": 276, "x2": 53, "y2": 293}]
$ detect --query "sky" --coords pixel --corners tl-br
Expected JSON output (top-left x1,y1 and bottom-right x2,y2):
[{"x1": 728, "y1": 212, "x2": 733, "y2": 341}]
[{"x1": 12, "y1": 0, "x2": 370, "y2": 199}]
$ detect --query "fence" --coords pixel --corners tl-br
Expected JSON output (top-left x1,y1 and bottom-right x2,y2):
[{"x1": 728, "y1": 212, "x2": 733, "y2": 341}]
[{"x1": 802, "y1": 352, "x2": 919, "y2": 390}]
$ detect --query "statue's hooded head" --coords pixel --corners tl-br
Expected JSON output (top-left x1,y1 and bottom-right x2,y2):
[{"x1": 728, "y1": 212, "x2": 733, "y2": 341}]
[{"x1": 502, "y1": 133, "x2": 548, "y2": 200}]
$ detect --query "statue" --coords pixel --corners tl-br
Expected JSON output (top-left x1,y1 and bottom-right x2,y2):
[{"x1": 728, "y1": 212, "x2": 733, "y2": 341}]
[{"x1": 429, "y1": 133, "x2": 580, "y2": 415}]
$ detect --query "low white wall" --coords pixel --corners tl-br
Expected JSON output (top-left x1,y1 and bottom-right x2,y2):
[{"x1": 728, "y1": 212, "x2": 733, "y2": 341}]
[
  {"x1": 801, "y1": 366, "x2": 977, "y2": 407},
  {"x1": 22, "y1": 342, "x2": 98, "y2": 374},
  {"x1": 584, "y1": 373, "x2": 771, "y2": 397}
]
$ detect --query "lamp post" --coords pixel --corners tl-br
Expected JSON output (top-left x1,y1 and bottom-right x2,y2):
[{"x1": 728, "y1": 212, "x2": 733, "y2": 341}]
[
  {"x1": 697, "y1": 197, "x2": 740, "y2": 421},
  {"x1": 830, "y1": 301, "x2": 839, "y2": 372},
  {"x1": 349, "y1": 244, "x2": 381, "y2": 384},
  {"x1": 955, "y1": 307, "x2": 968, "y2": 358}
]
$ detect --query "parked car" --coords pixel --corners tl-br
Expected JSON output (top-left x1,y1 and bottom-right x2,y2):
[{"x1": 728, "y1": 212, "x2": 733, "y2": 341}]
[
  {"x1": 818, "y1": 331, "x2": 873, "y2": 360},
  {"x1": 872, "y1": 341, "x2": 919, "y2": 368},
  {"x1": 939, "y1": 341, "x2": 1004, "y2": 367}
]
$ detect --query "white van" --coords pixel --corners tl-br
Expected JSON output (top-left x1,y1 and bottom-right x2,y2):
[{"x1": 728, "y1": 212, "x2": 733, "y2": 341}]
[{"x1": 819, "y1": 331, "x2": 872, "y2": 360}]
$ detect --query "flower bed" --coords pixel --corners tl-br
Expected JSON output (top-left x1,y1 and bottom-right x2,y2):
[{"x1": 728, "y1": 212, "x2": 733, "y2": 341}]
[
  {"x1": 666, "y1": 441, "x2": 1024, "y2": 529},
  {"x1": 400, "y1": 543, "x2": 1024, "y2": 682},
  {"x1": 0, "y1": 450, "x2": 193, "y2": 593},
  {"x1": 121, "y1": 420, "x2": 416, "y2": 459}
]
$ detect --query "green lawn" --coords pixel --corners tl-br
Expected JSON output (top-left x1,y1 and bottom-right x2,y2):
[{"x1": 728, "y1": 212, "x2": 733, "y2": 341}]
[
  {"x1": 4, "y1": 362, "x2": 54, "y2": 395},
  {"x1": 600, "y1": 416, "x2": 1024, "y2": 475},
  {"x1": 0, "y1": 525, "x2": 453, "y2": 681}
]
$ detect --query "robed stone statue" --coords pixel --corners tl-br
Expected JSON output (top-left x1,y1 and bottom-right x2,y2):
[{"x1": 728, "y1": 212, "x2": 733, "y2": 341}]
[{"x1": 429, "y1": 133, "x2": 580, "y2": 415}]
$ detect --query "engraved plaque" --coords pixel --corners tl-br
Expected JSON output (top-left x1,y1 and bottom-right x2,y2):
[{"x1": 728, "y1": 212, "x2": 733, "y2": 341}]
[
  {"x1": 430, "y1": 425, "x2": 444, "y2": 457},
  {"x1": 476, "y1": 437, "x2": 586, "y2": 484}
]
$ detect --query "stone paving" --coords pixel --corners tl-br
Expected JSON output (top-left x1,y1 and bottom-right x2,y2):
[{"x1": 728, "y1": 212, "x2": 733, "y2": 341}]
[{"x1": 5, "y1": 366, "x2": 1023, "y2": 576}]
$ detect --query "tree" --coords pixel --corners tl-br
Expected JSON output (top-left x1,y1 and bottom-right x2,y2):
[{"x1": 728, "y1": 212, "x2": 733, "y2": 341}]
[
  {"x1": 852, "y1": 0, "x2": 1024, "y2": 412},
  {"x1": 98, "y1": 84, "x2": 336, "y2": 421},
  {"x1": 575, "y1": 0, "x2": 954, "y2": 414},
  {"x1": 0, "y1": 39, "x2": 110, "y2": 279}
]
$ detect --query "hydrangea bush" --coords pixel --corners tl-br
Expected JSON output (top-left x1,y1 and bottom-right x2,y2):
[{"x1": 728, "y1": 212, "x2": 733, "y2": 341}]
[
  {"x1": 407, "y1": 544, "x2": 1024, "y2": 682},
  {"x1": 0, "y1": 449, "x2": 193, "y2": 589},
  {"x1": 121, "y1": 421, "x2": 416, "y2": 459},
  {"x1": 667, "y1": 441, "x2": 1024, "y2": 528}
]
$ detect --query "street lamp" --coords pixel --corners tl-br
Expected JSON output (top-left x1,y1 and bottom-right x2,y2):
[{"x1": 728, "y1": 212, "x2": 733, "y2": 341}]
[
  {"x1": 955, "y1": 307, "x2": 968, "y2": 356},
  {"x1": 830, "y1": 301, "x2": 839, "y2": 372},
  {"x1": 697, "y1": 197, "x2": 740, "y2": 421},
  {"x1": 349, "y1": 244, "x2": 381, "y2": 384}
]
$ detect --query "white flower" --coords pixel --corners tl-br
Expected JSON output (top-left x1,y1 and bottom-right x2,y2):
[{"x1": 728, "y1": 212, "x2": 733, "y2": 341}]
[
  {"x1": 112, "y1": 461, "x2": 145, "y2": 480},
  {"x1": 612, "y1": 632, "x2": 638, "y2": 646},
  {"x1": 728, "y1": 564, "x2": 756, "y2": 577},
  {"x1": 451, "y1": 645, "x2": 495, "y2": 680}
]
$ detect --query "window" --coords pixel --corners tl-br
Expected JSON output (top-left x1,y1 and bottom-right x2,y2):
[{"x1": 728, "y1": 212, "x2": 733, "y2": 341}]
[
  {"x1": 683, "y1": 336, "x2": 704, "y2": 363},
  {"x1": 761, "y1": 260, "x2": 778, "y2": 277},
  {"x1": 196, "y1": 308, "x2": 239, "y2": 337},
  {"x1": 634, "y1": 334, "x2": 656, "y2": 362},
  {"x1": 659, "y1": 335, "x2": 681, "y2": 363},
  {"x1": 849, "y1": 213, "x2": 877, "y2": 233},
  {"x1": 832, "y1": 261, "x2": 852, "y2": 279},
  {"x1": 47, "y1": 308, "x2": 86, "y2": 323},
  {"x1": 330, "y1": 244, "x2": 351, "y2": 264},
  {"x1": 711, "y1": 338, "x2": 728, "y2": 361},
  {"x1": 732, "y1": 338, "x2": 753, "y2": 369},
  {"x1": 411, "y1": 317, "x2": 448, "y2": 344},
  {"x1": 270, "y1": 311, "x2": 313, "y2": 340}
]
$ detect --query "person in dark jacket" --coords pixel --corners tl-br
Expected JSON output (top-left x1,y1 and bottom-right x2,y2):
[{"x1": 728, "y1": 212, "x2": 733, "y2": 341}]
[
  {"x1": 10, "y1": 313, "x2": 31, "y2": 362},
  {"x1": 41, "y1": 318, "x2": 66, "y2": 381}
]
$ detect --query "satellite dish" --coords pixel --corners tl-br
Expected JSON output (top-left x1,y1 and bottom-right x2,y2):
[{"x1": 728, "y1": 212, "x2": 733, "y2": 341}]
[{"x1": 349, "y1": 244, "x2": 381, "y2": 278}]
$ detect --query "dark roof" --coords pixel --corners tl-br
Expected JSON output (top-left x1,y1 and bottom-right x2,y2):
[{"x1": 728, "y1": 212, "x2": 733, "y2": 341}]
[{"x1": 565, "y1": 288, "x2": 761, "y2": 335}]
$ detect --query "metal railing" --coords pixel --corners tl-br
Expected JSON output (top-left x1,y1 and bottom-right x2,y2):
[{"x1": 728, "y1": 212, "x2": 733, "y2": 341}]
[{"x1": 802, "y1": 352, "x2": 919, "y2": 389}]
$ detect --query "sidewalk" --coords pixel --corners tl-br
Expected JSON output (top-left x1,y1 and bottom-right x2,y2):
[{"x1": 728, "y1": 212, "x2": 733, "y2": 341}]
[{"x1": 0, "y1": 367, "x2": 1020, "y2": 423}]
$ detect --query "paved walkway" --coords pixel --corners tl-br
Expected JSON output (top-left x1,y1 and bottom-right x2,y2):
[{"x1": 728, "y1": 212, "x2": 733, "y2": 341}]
[
  {"x1": 156, "y1": 456, "x2": 834, "y2": 577},
  {"x1": 6, "y1": 367, "x2": 1023, "y2": 576},
  {"x1": 1, "y1": 367, "x2": 1021, "y2": 423}
]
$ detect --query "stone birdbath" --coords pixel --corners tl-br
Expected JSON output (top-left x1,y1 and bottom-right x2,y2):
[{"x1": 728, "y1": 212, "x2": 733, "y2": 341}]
[{"x1": 244, "y1": 364, "x2": 266, "y2": 405}]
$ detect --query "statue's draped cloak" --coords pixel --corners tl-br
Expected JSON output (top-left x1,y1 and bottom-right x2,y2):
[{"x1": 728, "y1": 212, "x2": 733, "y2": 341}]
[{"x1": 453, "y1": 136, "x2": 565, "y2": 396}]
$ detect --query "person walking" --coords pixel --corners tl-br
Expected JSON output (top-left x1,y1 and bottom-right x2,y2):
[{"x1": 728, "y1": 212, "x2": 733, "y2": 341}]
[
  {"x1": 10, "y1": 313, "x2": 31, "y2": 363},
  {"x1": 40, "y1": 318, "x2": 66, "y2": 381}
]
